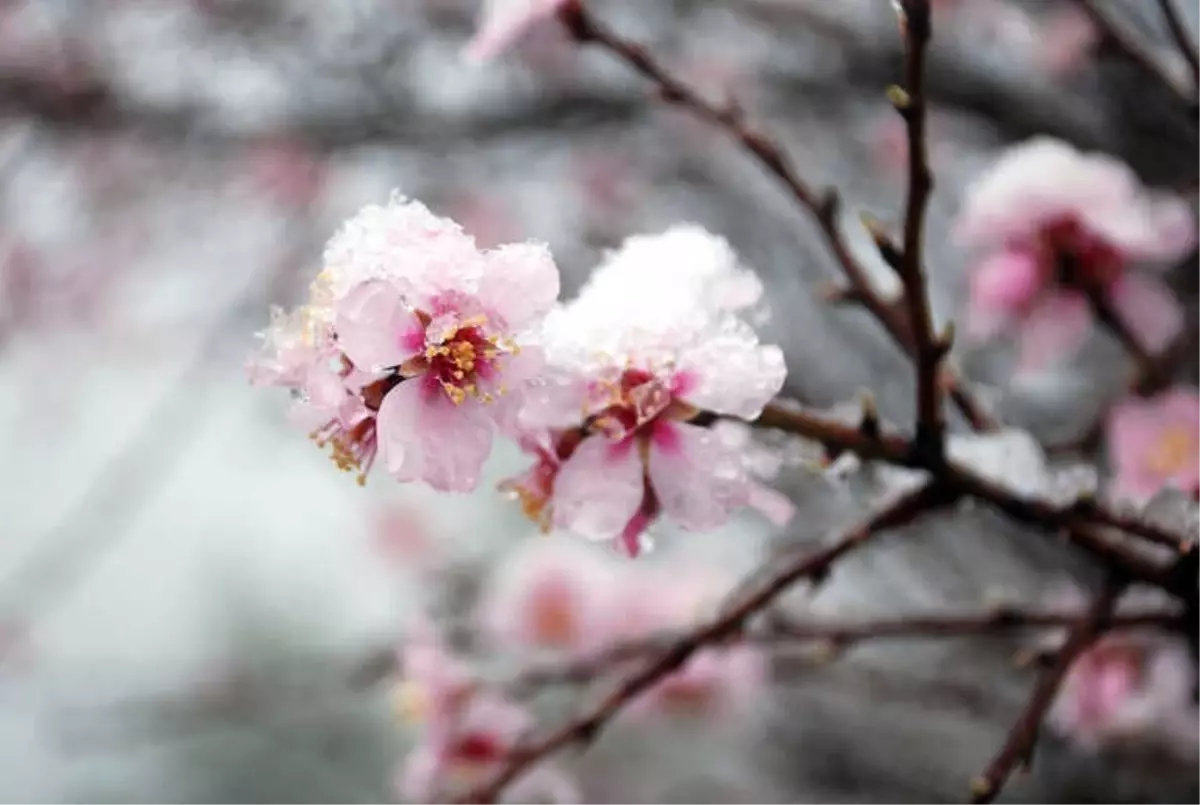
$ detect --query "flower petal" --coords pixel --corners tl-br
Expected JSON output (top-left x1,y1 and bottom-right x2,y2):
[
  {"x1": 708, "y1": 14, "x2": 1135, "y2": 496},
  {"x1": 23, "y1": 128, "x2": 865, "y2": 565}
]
[
  {"x1": 1107, "y1": 272, "x2": 1184, "y2": 354},
  {"x1": 479, "y1": 241, "x2": 560, "y2": 331},
  {"x1": 335, "y1": 280, "x2": 424, "y2": 372},
  {"x1": 1014, "y1": 291, "x2": 1092, "y2": 374},
  {"x1": 676, "y1": 320, "x2": 786, "y2": 419},
  {"x1": 376, "y1": 377, "x2": 494, "y2": 493},
  {"x1": 647, "y1": 422, "x2": 748, "y2": 531},
  {"x1": 552, "y1": 436, "x2": 644, "y2": 541}
]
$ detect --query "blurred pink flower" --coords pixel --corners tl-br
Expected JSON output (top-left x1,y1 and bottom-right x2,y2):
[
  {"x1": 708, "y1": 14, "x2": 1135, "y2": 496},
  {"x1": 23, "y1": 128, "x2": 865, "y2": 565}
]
[
  {"x1": 522, "y1": 226, "x2": 786, "y2": 556},
  {"x1": 1048, "y1": 631, "x2": 1198, "y2": 761},
  {"x1": 245, "y1": 138, "x2": 326, "y2": 207},
  {"x1": 1033, "y1": 5, "x2": 1098, "y2": 78},
  {"x1": 463, "y1": 0, "x2": 572, "y2": 64},
  {"x1": 957, "y1": 138, "x2": 1193, "y2": 373},
  {"x1": 394, "y1": 620, "x2": 578, "y2": 802},
  {"x1": 622, "y1": 568, "x2": 768, "y2": 718},
  {"x1": 476, "y1": 536, "x2": 623, "y2": 652},
  {"x1": 1107, "y1": 388, "x2": 1200, "y2": 504}
]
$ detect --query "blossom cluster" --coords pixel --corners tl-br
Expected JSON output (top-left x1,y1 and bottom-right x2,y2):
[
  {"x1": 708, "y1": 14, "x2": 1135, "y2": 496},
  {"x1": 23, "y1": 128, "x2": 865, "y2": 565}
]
[
  {"x1": 392, "y1": 539, "x2": 768, "y2": 801},
  {"x1": 248, "y1": 197, "x2": 788, "y2": 556}
]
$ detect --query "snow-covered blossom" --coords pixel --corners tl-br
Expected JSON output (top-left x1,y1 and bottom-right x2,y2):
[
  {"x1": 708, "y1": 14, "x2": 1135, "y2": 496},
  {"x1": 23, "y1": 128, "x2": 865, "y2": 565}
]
[
  {"x1": 1107, "y1": 388, "x2": 1200, "y2": 505},
  {"x1": 249, "y1": 196, "x2": 560, "y2": 492},
  {"x1": 463, "y1": 0, "x2": 572, "y2": 64},
  {"x1": 476, "y1": 536, "x2": 624, "y2": 652},
  {"x1": 393, "y1": 621, "x2": 577, "y2": 803},
  {"x1": 956, "y1": 138, "x2": 1194, "y2": 373},
  {"x1": 504, "y1": 225, "x2": 787, "y2": 556}
]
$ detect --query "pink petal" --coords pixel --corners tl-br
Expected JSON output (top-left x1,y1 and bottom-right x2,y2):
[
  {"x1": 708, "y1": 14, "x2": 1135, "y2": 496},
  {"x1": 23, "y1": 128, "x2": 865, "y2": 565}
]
[
  {"x1": 1014, "y1": 291, "x2": 1092, "y2": 374},
  {"x1": 479, "y1": 241, "x2": 560, "y2": 331},
  {"x1": 552, "y1": 436, "x2": 644, "y2": 541},
  {"x1": 1107, "y1": 272, "x2": 1184, "y2": 354},
  {"x1": 747, "y1": 481, "x2": 795, "y2": 527},
  {"x1": 647, "y1": 422, "x2": 749, "y2": 531},
  {"x1": 376, "y1": 378, "x2": 494, "y2": 493},
  {"x1": 676, "y1": 330, "x2": 787, "y2": 420},
  {"x1": 463, "y1": 0, "x2": 569, "y2": 64},
  {"x1": 334, "y1": 280, "x2": 424, "y2": 371},
  {"x1": 396, "y1": 745, "x2": 443, "y2": 802},
  {"x1": 971, "y1": 247, "x2": 1045, "y2": 309}
]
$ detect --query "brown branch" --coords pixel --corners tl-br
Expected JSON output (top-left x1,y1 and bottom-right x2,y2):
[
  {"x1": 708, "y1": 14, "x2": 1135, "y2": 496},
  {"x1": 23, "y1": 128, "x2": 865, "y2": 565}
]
[
  {"x1": 457, "y1": 482, "x2": 948, "y2": 803},
  {"x1": 1070, "y1": 0, "x2": 1198, "y2": 110},
  {"x1": 892, "y1": 0, "x2": 947, "y2": 461},
  {"x1": 1157, "y1": 0, "x2": 1200, "y2": 97},
  {"x1": 556, "y1": 1, "x2": 999, "y2": 433},
  {"x1": 969, "y1": 578, "x2": 1126, "y2": 803}
]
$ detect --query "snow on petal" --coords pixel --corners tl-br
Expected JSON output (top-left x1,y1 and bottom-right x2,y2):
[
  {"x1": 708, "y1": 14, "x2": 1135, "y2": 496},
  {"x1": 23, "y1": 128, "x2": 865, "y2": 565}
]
[
  {"x1": 478, "y1": 241, "x2": 560, "y2": 331},
  {"x1": 647, "y1": 421, "x2": 749, "y2": 531},
  {"x1": 675, "y1": 319, "x2": 787, "y2": 420}
]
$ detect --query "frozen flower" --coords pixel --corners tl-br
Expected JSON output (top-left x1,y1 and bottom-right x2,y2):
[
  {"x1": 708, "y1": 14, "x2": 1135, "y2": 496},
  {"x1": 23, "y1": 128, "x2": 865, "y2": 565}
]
[
  {"x1": 956, "y1": 138, "x2": 1193, "y2": 373},
  {"x1": 463, "y1": 0, "x2": 572, "y2": 64},
  {"x1": 394, "y1": 621, "x2": 578, "y2": 803},
  {"x1": 1107, "y1": 388, "x2": 1200, "y2": 505},
  {"x1": 510, "y1": 226, "x2": 787, "y2": 556},
  {"x1": 476, "y1": 536, "x2": 623, "y2": 652},
  {"x1": 250, "y1": 196, "x2": 560, "y2": 492},
  {"x1": 1048, "y1": 630, "x2": 1198, "y2": 762}
]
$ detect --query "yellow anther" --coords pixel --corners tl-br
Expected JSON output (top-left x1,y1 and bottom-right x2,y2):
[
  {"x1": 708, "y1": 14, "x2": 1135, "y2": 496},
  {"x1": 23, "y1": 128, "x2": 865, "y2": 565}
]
[{"x1": 393, "y1": 682, "x2": 429, "y2": 723}]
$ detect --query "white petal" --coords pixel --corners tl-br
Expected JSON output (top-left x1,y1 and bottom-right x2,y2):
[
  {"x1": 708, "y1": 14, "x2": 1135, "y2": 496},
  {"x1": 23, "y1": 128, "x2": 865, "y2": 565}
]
[{"x1": 648, "y1": 422, "x2": 748, "y2": 531}]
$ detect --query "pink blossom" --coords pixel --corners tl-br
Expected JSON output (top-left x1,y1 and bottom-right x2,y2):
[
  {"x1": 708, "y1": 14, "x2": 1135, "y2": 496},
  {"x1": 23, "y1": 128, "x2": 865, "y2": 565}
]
[
  {"x1": 394, "y1": 621, "x2": 578, "y2": 802},
  {"x1": 957, "y1": 138, "x2": 1194, "y2": 371},
  {"x1": 250, "y1": 197, "x2": 560, "y2": 492},
  {"x1": 621, "y1": 567, "x2": 768, "y2": 718},
  {"x1": 511, "y1": 226, "x2": 787, "y2": 556},
  {"x1": 1107, "y1": 388, "x2": 1200, "y2": 504},
  {"x1": 463, "y1": 0, "x2": 573, "y2": 64},
  {"x1": 476, "y1": 536, "x2": 623, "y2": 652},
  {"x1": 1048, "y1": 631, "x2": 1198, "y2": 761}
]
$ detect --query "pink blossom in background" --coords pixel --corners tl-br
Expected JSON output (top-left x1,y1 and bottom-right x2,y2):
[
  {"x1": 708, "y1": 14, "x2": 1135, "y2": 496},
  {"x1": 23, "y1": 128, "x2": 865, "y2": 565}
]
[
  {"x1": 1033, "y1": 5, "x2": 1098, "y2": 78},
  {"x1": 514, "y1": 225, "x2": 787, "y2": 556},
  {"x1": 249, "y1": 197, "x2": 560, "y2": 492},
  {"x1": 1048, "y1": 630, "x2": 1199, "y2": 762},
  {"x1": 463, "y1": 0, "x2": 572, "y2": 64},
  {"x1": 373, "y1": 505, "x2": 441, "y2": 567},
  {"x1": 1106, "y1": 388, "x2": 1200, "y2": 505},
  {"x1": 956, "y1": 137, "x2": 1194, "y2": 374},
  {"x1": 245, "y1": 138, "x2": 327, "y2": 208},
  {"x1": 621, "y1": 567, "x2": 768, "y2": 718},
  {"x1": 476, "y1": 536, "x2": 623, "y2": 652},
  {"x1": 394, "y1": 621, "x2": 578, "y2": 802}
]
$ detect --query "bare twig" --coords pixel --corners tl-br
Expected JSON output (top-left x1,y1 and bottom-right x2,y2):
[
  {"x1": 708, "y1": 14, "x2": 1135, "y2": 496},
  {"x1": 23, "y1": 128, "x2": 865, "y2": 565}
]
[
  {"x1": 1157, "y1": 0, "x2": 1200, "y2": 97},
  {"x1": 556, "y1": 1, "x2": 999, "y2": 433},
  {"x1": 892, "y1": 0, "x2": 947, "y2": 461},
  {"x1": 969, "y1": 578, "x2": 1125, "y2": 803},
  {"x1": 1070, "y1": 0, "x2": 1198, "y2": 109},
  {"x1": 458, "y1": 483, "x2": 947, "y2": 803}
]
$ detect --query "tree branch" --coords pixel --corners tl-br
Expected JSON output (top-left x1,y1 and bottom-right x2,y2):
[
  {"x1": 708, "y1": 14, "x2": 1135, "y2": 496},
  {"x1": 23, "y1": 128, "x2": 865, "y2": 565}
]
[
  {"x1": 457, "y1": 482, "x2": 947, "y2": 803},
  {"x1": 891, "y1": 0, "x2": 947, "y2": 463},
  {"x1": 556, "y1": 1, "x2": 999, "y2": 434},
  {"x1": 969, "y1": 578, "x2": 1125, "y2": 803},
  {"x1": 1157, "y1": 0, "x2": 1200, "y2": 97}
]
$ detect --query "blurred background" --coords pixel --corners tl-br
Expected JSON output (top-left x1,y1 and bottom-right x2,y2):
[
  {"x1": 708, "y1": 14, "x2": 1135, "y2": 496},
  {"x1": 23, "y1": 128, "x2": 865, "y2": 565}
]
[{"x1": 0, "y1": 1, "x2": 1196, "y2": 802}]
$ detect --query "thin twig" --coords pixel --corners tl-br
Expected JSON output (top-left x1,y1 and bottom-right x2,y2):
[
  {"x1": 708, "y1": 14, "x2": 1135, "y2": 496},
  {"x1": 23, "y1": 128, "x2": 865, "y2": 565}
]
[
  {"x1": 556, "y1": 1, "x2": 998, "y2": 433},
  {"x1": 969, "y1": 578, "x2": 1126, "y2": 803},
  {"x1": 892, "y1": 0, "x2": 947, "y2": 462},
  {"x1": 1070, "y1": 0, "x2": 1197, "y2": 110},
  {"x1": 1157, "y1": 0, "x2": 1200, "y2": 97},
  {"x1": 457, "y1": 483, "x2": 947, "y2": 803}
]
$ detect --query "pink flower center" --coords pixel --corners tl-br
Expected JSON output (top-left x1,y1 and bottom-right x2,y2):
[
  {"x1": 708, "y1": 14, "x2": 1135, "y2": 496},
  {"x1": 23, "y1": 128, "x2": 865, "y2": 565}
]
[
  {"x1": 530, "y1": 580, "x2": 580, "y2": 647},
  {"x1": 449, "y1": 732, "x2": 506, "y2": 766},
  {"x1": 310, "y1": 414, "x2": 377, "y2": 486},
  {"x1": 587, "y1": 368, "x2": 697, "y2": 440},
  {"x1": 410, "y1": 316, "x2": 513, "y2": 405},
  {"x1": 1144, "y1": 424, "x2": 1197, "y2": 476},
  {"x1": 1045, "y1": 218, "x2": 1123, "y2": 290}
]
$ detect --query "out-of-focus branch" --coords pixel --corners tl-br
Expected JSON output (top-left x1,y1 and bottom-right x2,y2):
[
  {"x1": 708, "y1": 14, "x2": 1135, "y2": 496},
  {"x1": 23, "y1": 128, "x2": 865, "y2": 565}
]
[
  {"x1": 1157, "y1": 0, "x2": 1200, "y2": 97},
  {"x1": 556, "y1": 0, "x2": 999, "y2": 433},
  {"x1": 458, "y1": 482, "x2": 947, "y2": 803},
  {"x1": 891, "y1": 0, "x2": 948, "y2": 463},
  {"x1": 1069, "y1": 0, "x2": 1199, "y2": 110},
  {"x1": 969, "y1": 578, "x2": 1126, "y2": 803}
]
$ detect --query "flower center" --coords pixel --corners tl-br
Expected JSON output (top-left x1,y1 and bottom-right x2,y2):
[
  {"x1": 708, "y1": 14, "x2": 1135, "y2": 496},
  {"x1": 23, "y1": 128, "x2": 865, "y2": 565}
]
[
  {"x1": 417, "y1": 317, "x2": 515, "y2": 405},
  {"x1": 587, "y1": 368, "x2": 695, "y2": 439},
  {"x1": 311, "y1": 416, "x2": 376, "y2": 486},
  {"x1": 1144, "y1": 425, "x2": 1196, "y2": 475},
  {"x1": 392, "y1": 681, "x2": 430, "y2": 723}
]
